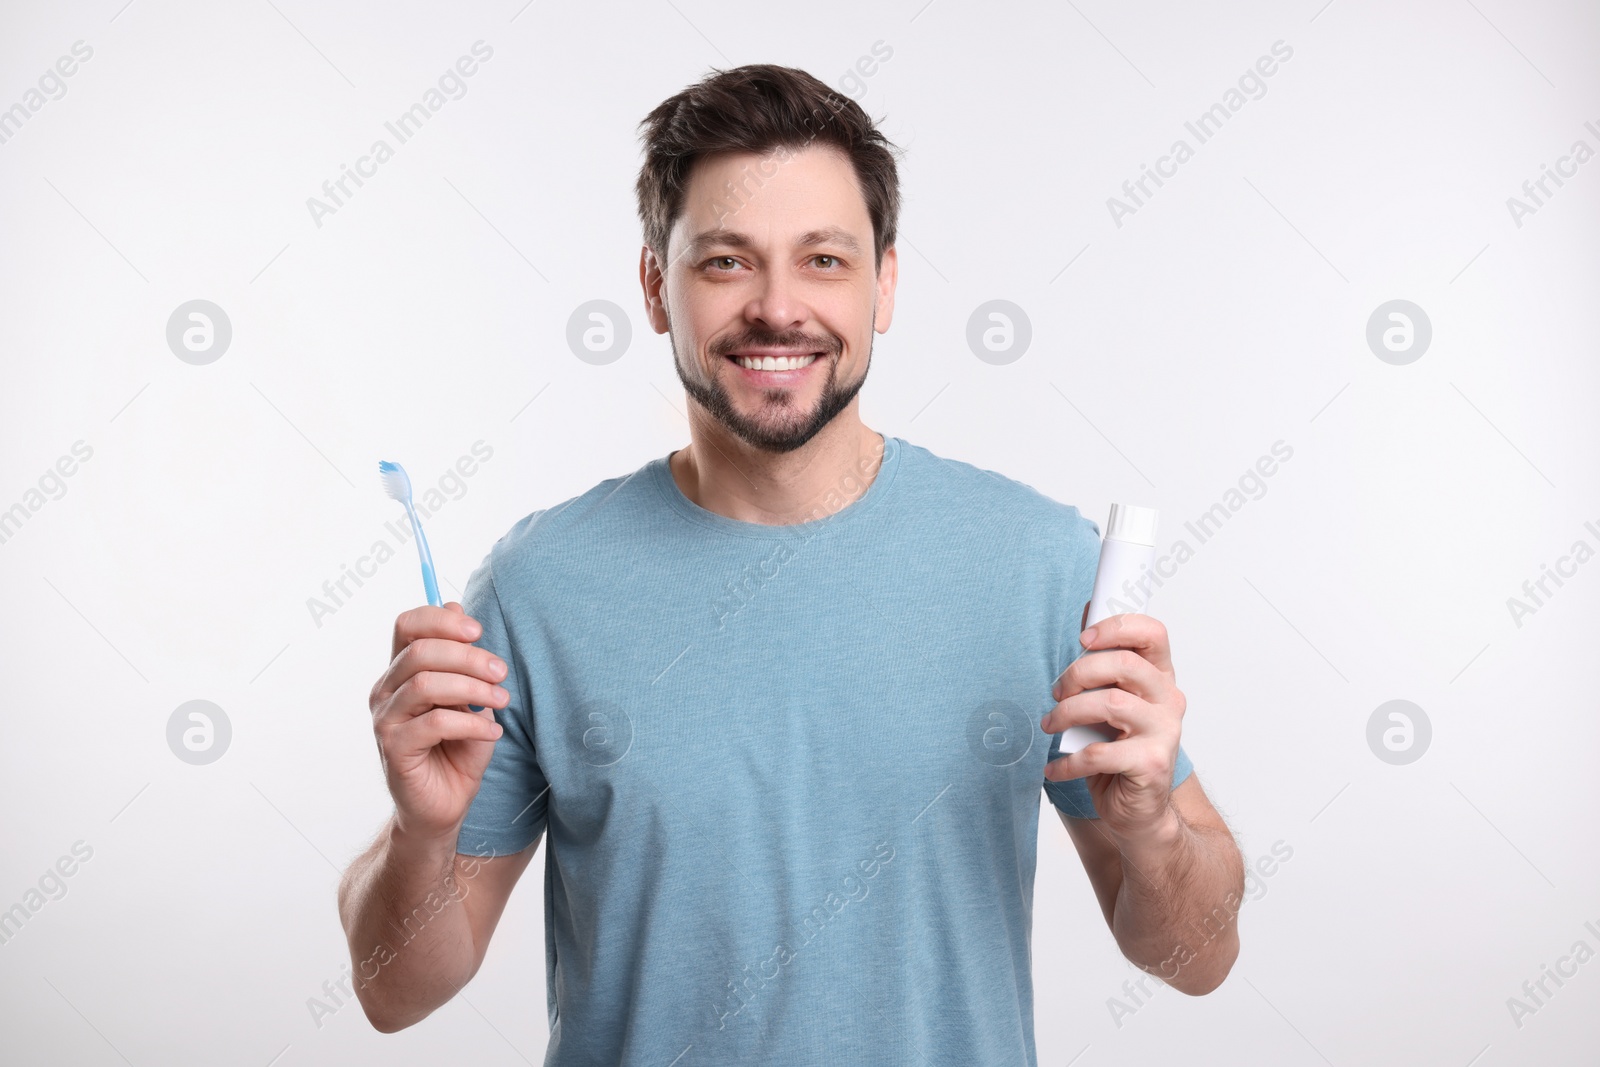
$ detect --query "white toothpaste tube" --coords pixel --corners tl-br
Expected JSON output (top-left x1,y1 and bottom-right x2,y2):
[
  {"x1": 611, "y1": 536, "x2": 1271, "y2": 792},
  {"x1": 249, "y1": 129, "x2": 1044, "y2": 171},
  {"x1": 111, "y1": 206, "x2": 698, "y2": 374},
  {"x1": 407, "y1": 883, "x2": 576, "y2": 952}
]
[{"x1": 1057, "y1": 503, "x2": 1159, "y2": 755}]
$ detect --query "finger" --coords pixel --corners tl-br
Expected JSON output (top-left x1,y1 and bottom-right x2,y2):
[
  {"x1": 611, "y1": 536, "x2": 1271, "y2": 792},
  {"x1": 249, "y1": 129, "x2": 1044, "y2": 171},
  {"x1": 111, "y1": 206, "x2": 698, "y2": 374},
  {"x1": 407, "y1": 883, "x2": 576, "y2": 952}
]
[
  {"x1": 1040, "y1": 687, "x2": 1158, "y2": 737},
  {"x1": 375, "y1": 637, "x2": 508, "y2": 705},
  {"x1": 1045, "y1": 736, "x2": 1172, "y2": 783},
  {"x1": 392, "y1": 604, "x2": 481, "y2": 660},
  {"x1": 387, "y1": 706, "x2": 504, "y2": 754},
  {"x1": 1055, "y1": 648, "x2": 1168, "y2": 703},
  {"x1": 1043, "y1": 738, "x2": 1136, "y2": 782},
  {"x1": 1047, "y1": 602, "x2": 1092, "y2": 697},
  {"x1": 1078, "y1": 613, "x2": 1174, "y2": 674},
  {"x1": 382, "y1": 670, "x2": 509, "y2": 725},
  {"x1": 1043, "y1": 735, "x2": 1167, "y2": 782}
]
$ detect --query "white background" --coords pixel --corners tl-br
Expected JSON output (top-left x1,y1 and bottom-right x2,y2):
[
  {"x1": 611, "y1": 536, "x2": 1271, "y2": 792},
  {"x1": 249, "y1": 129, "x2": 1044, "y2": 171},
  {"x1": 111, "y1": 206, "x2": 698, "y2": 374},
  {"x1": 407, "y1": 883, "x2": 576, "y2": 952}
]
[{"x1": 1, "y1": 0, "x2": 1597, "y2": 1064}]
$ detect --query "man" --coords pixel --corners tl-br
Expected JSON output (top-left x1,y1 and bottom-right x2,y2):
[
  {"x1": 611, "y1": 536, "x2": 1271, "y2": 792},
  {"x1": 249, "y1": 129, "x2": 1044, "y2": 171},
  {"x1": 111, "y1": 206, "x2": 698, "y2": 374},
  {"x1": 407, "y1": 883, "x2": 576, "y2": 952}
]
[{"x1": 339, "y1": 64, "x2": 1244, "y2": 1065}]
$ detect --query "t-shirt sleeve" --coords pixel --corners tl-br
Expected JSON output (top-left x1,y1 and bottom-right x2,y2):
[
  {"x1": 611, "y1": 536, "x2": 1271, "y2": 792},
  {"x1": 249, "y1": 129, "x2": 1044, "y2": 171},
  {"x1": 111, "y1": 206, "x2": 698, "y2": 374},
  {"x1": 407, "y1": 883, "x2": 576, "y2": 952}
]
[
  {"x1": 1040, "y1": 505, "x2": 1196, "y2": 819},
  {"x1": 455, "y1": 552, "x2": 549, "y2": 858}
]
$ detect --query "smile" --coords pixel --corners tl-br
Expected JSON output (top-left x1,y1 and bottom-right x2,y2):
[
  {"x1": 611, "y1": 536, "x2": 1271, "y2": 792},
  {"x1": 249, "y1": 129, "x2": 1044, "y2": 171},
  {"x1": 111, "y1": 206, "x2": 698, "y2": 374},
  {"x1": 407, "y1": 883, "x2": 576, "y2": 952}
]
[{"x1": 726, "y1": 353, "x2": 820, "y2": 372}]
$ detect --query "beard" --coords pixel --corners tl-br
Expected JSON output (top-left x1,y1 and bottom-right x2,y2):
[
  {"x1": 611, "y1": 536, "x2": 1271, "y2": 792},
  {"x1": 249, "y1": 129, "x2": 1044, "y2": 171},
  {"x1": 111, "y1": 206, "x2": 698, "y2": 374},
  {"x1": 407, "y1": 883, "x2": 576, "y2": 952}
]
[{"x1": 669, "y1": 313, "x2": 873, "y2": 454}]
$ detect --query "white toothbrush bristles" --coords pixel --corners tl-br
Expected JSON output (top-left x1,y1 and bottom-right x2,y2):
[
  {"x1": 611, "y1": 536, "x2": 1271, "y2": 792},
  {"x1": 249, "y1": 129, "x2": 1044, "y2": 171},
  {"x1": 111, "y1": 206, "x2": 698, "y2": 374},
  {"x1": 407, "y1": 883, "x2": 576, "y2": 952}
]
[{"x1": 377, "y1": 460, "x2": 413, "y2": 504}]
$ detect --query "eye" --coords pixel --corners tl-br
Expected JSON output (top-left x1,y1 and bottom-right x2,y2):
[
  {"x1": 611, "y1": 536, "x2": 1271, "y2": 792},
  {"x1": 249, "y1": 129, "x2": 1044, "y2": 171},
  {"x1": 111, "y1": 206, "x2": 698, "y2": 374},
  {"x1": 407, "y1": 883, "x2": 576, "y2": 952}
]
[
  {"x1": 811, "y1": 255, "x2": 840, "y2": 269},
  {"x1": 706, "y1": 256, "x2": 742, "y2": 272}
]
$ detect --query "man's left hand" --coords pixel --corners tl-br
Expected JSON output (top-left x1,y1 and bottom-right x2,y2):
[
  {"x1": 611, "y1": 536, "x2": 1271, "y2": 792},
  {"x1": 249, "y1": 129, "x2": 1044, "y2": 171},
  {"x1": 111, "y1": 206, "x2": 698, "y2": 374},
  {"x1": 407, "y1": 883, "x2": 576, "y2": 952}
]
[{"x1": 1040, "y1": 612, "x2": 1186, "y2": 842}]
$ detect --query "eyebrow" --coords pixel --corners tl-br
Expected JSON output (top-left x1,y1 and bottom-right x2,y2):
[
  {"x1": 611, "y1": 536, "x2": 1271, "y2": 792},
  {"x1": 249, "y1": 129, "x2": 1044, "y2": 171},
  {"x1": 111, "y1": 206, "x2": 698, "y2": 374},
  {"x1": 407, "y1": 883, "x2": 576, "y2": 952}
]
[{"x1": 681, "y1": 226, "x2": 864, "y2": 260}]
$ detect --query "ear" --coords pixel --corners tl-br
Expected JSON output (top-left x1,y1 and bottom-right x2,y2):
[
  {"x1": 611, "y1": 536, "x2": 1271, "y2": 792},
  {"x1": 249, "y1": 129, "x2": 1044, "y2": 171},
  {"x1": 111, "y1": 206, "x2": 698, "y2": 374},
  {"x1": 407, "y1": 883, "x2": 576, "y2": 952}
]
[
  {"x1": 873, "y1": 244, "x2": 899, "y2": 333},
  {"x1": 639, "y1": 245, "x2": 671, "y2": 334}
]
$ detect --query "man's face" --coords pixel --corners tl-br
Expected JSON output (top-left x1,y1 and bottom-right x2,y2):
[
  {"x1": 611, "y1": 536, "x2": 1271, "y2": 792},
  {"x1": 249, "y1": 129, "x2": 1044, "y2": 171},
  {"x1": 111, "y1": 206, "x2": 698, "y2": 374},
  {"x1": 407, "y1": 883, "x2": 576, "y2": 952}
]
[{"x1": 641, "y1": 144, "x2": 897, "y2": 453}]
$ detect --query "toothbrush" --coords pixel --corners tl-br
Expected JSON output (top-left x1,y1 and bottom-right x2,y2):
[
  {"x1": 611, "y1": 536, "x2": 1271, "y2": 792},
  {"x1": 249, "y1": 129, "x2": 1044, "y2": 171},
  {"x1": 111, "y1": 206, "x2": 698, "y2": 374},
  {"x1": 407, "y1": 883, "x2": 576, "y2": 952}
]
[{"x1": 378, "y1": 460, "x2": 442, "y2": 608}]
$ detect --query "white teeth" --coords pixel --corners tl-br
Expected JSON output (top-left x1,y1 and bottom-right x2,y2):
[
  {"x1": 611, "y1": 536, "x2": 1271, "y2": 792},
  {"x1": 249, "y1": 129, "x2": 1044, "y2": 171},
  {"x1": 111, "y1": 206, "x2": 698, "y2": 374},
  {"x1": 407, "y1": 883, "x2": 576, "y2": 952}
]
[{"x1": 735, "y1": 353, "x2": 817, "y2": 371}]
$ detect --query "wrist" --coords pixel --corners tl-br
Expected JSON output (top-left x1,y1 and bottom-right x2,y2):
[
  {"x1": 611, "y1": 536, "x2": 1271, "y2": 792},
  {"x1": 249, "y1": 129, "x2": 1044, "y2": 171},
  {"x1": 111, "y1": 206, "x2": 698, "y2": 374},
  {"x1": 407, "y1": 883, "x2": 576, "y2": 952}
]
[
  {"x1": 1109, "y1": 804, "x2": 1188, "y2": 867},
  {"x1": 387, "y1": 814, "x2": 462, "y2": 871}
]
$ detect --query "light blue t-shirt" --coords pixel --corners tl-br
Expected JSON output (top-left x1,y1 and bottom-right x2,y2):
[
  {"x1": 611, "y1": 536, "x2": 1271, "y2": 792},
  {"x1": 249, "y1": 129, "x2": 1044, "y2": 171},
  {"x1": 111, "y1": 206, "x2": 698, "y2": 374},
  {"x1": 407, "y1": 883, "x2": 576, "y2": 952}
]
[{"x1": 456, "y1": 435, "x2": 1193, "y2": 1066}]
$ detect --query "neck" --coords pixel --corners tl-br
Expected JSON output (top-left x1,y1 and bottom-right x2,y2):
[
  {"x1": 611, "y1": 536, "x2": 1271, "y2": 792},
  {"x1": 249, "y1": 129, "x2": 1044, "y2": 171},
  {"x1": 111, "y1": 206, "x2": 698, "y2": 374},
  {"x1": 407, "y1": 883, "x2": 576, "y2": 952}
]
[{"x1": 668, "y1": 404, "x2": 885, "y2": 526}]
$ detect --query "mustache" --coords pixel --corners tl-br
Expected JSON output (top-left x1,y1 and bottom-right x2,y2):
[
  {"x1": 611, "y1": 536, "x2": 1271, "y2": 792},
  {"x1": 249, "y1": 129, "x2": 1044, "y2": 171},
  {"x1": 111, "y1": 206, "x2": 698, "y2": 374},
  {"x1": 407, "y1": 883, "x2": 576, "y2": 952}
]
[{"x1": 709, "y1": 329, "x2": 842, "y2": 358}]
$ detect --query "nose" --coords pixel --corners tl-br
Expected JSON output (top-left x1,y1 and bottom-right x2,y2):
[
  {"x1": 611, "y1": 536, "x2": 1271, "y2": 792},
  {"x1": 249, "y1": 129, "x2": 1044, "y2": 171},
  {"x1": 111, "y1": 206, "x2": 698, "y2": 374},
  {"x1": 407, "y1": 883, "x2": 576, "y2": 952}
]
[{"x1": 745, "y1": 267, "x2": 806, "y2": 334}]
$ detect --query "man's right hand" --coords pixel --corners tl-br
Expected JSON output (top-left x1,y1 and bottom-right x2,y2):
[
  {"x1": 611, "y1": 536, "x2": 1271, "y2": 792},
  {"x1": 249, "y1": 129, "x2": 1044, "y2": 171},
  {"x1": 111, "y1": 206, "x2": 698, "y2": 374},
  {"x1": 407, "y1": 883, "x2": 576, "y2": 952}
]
[{"x1": 368, "y1": 601, "x2": 510, "y2": 843}]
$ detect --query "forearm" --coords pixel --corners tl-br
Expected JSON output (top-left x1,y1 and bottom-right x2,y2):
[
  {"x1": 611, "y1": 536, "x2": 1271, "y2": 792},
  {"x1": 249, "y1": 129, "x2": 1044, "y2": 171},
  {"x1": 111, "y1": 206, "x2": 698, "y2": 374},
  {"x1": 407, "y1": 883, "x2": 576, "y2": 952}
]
[
  {"x1": 1107, "y1": 809, "x2": 1244, "y2": 995},
  {"x1": 336, "y1": 817, "x2": 477, "y2": 1031}
]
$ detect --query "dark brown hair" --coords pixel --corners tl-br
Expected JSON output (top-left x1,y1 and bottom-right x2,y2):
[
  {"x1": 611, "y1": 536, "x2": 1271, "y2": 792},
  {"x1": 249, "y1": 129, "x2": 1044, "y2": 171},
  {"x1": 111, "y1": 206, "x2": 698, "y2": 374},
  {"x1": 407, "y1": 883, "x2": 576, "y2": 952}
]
[{"x1": 635, "y1": 64, "x2": 901, "y2": 269}]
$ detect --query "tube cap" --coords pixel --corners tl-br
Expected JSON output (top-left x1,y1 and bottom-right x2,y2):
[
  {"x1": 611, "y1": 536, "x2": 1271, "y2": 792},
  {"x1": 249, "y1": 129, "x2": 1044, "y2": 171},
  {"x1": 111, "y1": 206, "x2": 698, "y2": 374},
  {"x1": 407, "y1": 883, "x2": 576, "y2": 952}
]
[{"x1": 1105, "y1": 503, "x2": 1159, "y2": 547}]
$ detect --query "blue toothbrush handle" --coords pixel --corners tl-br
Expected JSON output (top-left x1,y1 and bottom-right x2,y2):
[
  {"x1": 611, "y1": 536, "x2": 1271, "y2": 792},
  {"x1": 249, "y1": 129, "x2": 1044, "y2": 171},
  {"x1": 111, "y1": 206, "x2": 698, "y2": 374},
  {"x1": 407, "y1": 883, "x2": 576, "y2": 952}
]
[{"x1": 406, "y1": 505, "x2": 443, "y2": 607}]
